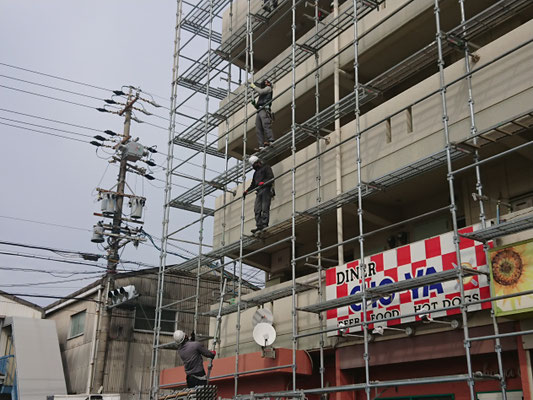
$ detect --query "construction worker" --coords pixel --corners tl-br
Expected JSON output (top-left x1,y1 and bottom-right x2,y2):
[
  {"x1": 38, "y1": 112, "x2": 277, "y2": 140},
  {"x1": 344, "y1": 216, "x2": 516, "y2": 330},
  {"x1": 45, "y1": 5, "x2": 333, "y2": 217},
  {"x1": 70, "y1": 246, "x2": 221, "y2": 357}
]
[
  {"x1": 243, "y1": 155, "x2": 275, "y2": 234},
  {"x1": 263, "y1": 0, "x2": 278, "y2": 12},
  {"x1": 174, "y1": 330, "x2": 216, "y2": 388},
  {"x1": 250, "y1": 79, "x2": 274, "y2": 150}
]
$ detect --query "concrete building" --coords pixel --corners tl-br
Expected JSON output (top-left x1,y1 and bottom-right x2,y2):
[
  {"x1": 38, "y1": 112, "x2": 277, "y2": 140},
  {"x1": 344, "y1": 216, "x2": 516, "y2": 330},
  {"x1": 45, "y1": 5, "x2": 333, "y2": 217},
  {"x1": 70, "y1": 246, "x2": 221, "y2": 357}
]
[
  {"x1": 45, "y1": 269, "x2": 252, "y2": 400},
  {"x1": 157, "y1": 0, "x2": 533, "y2": 399}
]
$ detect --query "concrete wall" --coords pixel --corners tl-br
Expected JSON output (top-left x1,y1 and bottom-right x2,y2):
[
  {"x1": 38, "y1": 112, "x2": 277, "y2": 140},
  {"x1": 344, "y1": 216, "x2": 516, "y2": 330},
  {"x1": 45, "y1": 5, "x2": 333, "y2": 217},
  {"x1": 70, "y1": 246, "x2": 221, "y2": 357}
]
[
  {"x1": 47, "y1": 291, "x2": 99, "y2": 395},
  {"x1": 0, "y1": 295, "x2": 42, "y2": 320},
  {"x1": 213, "y1": 20, "x2": 533, "y2": 251}
]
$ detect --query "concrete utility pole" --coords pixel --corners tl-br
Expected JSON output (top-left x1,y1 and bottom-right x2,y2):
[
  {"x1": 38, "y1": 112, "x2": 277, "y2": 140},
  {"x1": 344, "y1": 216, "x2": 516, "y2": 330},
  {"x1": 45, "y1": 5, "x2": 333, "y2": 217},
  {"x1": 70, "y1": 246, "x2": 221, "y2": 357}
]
[{"x1": 92, "y1": 89, "x2": 138, "y2": 393}]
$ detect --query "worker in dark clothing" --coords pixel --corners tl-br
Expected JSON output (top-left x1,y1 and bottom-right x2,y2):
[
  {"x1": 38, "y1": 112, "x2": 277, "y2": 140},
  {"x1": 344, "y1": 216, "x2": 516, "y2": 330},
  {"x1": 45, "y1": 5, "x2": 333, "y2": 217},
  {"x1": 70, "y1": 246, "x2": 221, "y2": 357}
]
[
  {"x1": 174, "y1": 330, "x2": 216, "y2": 388},
  {"x1": 250, "y1": 79, "x2": 274, "y2": 150},
  {"x1": 263, "y1": 0, "x2": 278, "y2": 12},
  {"x1": 243, "y1": 155, "x2": 275, "y2": 234}
]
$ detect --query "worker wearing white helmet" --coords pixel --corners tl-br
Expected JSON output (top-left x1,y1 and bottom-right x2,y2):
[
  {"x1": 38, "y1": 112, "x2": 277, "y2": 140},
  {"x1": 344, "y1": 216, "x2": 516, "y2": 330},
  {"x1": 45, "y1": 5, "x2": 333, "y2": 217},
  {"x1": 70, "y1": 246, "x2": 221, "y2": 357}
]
[
  {"x1": 243, "y1": 156, "x2": 275, "y2": 234},
  {"x1": 173, "y1": 330, "x2": 216, "y2": 388}
]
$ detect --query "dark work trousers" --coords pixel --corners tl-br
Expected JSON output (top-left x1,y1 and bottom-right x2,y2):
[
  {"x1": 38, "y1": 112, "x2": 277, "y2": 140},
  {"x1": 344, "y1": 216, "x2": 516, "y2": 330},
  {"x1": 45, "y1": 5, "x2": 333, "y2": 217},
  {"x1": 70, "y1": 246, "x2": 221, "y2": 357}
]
[
  {"x1": 255, "y1": 108, "x2": 274, "y2": 146},
  {"x1": 186, "y1": 370, "x2": 207, "y2": 388},
  {"x1": 254, "y1": 188, "x2": 272, "y2": 229}
]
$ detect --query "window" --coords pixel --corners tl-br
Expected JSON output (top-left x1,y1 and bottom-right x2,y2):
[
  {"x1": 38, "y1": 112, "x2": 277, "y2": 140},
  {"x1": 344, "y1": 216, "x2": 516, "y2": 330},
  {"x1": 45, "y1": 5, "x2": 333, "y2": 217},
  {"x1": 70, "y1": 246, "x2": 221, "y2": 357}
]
[
  {"x1": 385, "y1": 117, "x2": 392, "y2": 143},
  {"x1": 406, "y1": 106, "x2": 413, "y2": 133},
  {"x1": 134, "y1": 305, "x2": 175, "y2": 333},
  {"x1": 69, "y1": 311, "x2": 86, "y2": 338}
]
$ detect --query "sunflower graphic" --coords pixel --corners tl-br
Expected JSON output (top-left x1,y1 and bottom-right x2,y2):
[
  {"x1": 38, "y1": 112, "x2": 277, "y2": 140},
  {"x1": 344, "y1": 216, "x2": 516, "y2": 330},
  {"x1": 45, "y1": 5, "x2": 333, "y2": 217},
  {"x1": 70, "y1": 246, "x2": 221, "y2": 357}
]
[{"x1": 490, "y1": 240, "x2": 533, "y2": 315}]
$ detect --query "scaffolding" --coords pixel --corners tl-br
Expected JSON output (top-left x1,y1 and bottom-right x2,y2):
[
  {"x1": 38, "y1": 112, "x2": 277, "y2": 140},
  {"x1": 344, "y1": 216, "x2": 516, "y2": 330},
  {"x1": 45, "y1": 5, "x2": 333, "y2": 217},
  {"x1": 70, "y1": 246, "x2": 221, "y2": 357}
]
[{"x1": 150, "y1": 0, "x2": 533, "y2": 399}]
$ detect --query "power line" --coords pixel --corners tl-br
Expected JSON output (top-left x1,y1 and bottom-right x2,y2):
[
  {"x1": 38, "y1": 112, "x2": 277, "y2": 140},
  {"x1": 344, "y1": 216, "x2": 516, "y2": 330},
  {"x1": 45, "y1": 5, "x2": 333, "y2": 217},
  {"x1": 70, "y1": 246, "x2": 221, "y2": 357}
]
[
  {"x1": 0, "y1": 84, "x2": 97, "y2": 109},
  {"x1": 0, "y1": 250, "x2": 108, "y2": 270},
  {"x1": 0, "y1": 61, "x2": 112, "y2": 92},
  {"x1": 0, "y1": 265, "x2": 104, "y2": 277},
  {"x1": 0, "y1": 116, "x2": 95, "y2": 139},
  {"x1": 0, "y1": 239, "x2": 102, "y2": 260},
  {"x1": 0, "y1": 107, "x2": 103, "y2": 132},
  {"x1": 0, "y1": 215, "x2": 91, "y2": 232},
  {"x1": 0, "y1": 73, "x2": 105, "y2": 101},
  {"x1": 1, "y1": 121, "x2": 90, "y2": 143},
  {"x1": 0, "y1": 276, "x2": 103, "y2": 287}
]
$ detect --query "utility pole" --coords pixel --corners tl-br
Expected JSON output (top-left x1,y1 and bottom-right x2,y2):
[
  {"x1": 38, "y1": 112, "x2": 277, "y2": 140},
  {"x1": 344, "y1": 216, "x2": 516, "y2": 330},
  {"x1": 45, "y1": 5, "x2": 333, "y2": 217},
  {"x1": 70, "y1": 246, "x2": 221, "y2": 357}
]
[
  {"x1": 107, "y1": 89, "x2": 137, "y2": 275},
  {"x1": 89, "y1": 87, "x2": 160, "y2": 394}
]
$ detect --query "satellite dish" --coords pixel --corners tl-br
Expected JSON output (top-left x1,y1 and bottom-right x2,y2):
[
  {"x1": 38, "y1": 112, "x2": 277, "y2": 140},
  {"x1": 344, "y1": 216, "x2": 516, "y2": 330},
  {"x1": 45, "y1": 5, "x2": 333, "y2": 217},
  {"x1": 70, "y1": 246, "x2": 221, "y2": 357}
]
[
  {"x1": 253, "y1": 322, "x2": 277, "y2": 347},
  {"x1": 252, "y1": 308, "x2": 274, "y2": 327}
]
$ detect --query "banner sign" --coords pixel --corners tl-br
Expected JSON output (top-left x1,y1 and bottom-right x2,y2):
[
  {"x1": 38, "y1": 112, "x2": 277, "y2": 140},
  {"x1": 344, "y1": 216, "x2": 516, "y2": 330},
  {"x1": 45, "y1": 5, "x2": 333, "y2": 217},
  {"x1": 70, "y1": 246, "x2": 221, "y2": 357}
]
[
  {"x1": 325, "y1": 226, "x2": 492, "y2": 335},
  {"x1": 490, "y1": 238, "x2": 533, "y2": 317}
]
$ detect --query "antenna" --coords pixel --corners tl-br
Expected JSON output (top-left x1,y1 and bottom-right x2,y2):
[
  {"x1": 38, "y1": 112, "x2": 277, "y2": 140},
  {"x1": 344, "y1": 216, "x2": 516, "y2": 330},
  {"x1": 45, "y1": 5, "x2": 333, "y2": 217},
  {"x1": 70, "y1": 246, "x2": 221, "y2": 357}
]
[
  {"x1": 253, "y1": 322, "x2": 277, "y2": 347},
  {"x1": 252, "y1": 308, "x2": 274, "y2": 327}
]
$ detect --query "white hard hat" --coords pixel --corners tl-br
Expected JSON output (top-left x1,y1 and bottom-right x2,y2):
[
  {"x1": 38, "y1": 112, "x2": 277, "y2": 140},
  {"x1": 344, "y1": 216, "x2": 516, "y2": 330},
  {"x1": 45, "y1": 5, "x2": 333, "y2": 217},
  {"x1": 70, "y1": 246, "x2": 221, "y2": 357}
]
[
  {"x1": 173, "y1": 330, "x2": 186, "y2": 345},
  {"x1": 249, "y1": 155, "x2": 259, "y2": 165}
]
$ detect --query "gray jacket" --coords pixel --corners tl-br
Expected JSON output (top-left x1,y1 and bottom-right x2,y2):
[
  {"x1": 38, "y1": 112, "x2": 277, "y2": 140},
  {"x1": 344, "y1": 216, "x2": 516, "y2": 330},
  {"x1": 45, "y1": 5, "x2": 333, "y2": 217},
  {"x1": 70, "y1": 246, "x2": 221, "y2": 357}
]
[
  {"x1": 253, "y1": 85, "x2": 273, "y2": 108},
  {"x1": 177, "y1": 340, "x2": 214, "y2": 376}
]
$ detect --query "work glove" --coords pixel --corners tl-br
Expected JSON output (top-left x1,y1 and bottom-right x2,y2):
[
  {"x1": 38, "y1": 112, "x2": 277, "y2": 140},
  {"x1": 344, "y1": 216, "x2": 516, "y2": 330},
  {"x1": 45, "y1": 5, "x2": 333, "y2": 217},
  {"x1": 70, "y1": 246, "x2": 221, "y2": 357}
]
[
  {"x1": 258, "y1": 182, "x2": 264, "y2": 186},
  {"x1": 251, "y1": 100, "x2": 258, "y2": 110},
  {"x1": 250, "y1": 82, "x2": 257, "y2": 89},
  {"x1": 190, "y1": 331, "x2": 196, "y2": 341},
  {"x1": 210, "y1": 350, "x2": 216, "y2": 357},
  {"x1": 243, "y1": 190, "x2": 248, "y2": 198}
]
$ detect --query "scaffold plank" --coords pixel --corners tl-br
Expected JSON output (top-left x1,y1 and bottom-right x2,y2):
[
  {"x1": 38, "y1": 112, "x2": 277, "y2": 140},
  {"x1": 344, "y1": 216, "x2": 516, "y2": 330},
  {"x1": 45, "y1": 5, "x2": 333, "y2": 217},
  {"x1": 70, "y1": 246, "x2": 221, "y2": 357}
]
[
  {"x1": 202, "y1": 283, "x2": 312, "y2": 317},
  {"x1": 459, "y1": 215, "x2": 533, "y2": 243}
]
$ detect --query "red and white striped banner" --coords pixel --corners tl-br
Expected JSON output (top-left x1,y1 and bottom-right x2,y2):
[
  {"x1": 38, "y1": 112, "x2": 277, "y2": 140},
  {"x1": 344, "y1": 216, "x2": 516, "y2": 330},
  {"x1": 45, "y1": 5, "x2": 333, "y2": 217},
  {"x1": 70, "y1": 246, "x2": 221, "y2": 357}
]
[{"x1": 325, "y1": 226, "x2": 492, "y2": 335}]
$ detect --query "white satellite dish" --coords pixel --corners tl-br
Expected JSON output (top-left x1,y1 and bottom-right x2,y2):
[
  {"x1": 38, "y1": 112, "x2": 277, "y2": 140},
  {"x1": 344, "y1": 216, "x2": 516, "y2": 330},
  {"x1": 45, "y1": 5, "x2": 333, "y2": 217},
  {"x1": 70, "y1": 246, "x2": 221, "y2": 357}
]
[
  {"x1": 253, "y1": 322, "x2": 277, "y2": 347},
  {"x1": 252, "y1": 308, "x2": 274, "y2": 327}
]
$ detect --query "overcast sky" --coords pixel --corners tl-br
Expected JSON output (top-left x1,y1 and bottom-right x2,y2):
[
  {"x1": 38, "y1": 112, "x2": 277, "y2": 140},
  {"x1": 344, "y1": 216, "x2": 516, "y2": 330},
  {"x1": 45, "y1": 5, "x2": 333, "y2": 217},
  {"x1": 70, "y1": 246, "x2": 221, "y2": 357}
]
[{"x1": 0, "y1": 1, "x2": 255, "y2": 306}]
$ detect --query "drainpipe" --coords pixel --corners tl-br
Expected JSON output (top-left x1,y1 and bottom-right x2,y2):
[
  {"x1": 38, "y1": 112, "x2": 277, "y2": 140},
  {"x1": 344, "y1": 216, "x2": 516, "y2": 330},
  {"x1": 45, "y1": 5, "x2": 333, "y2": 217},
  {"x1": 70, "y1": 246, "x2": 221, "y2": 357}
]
[
  {"x1": 333, "y1": 0, "x2": 344, "y2": 265},
  {"x1": 87, "y1": 286, "x2": 103, "y2": 394}
]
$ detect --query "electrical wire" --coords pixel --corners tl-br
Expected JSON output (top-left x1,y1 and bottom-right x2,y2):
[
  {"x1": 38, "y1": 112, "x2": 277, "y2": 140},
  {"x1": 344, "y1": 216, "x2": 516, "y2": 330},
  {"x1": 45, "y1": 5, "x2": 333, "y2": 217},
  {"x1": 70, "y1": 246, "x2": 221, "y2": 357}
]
[
  {"x1": 0, "y1": 250, "x2": 108, "y2": 269},
  {"x1": 0, "y1": 276, "x2": 103, "y2": 287},
  {"x1": 0, "y1": 84, "x2": 97, "y2": 109},
  {"x1": 0, "y1": 107, "x2": 103, "y2": 132},
  {"x1": 0, "y1": 215, "x2": 91, "y2": 232},
  {"x1": 0, "y1": 73, "x2": 105, "y2": 101},
  {"x1": 0, "y1": 61, "x2": 112, "y2": 92},
  {"x1": 1, "y1": 121, "x2": 90, "y2": 143},
  {"x1": 0, "y1": 265, "x2": 104, "y2": 277},
  {"x1": 0, "y1": 240, "x2": 102, "y2": 260},
  {"x1": 0, "y1": 116, "x2": 95, "y2": 139}
]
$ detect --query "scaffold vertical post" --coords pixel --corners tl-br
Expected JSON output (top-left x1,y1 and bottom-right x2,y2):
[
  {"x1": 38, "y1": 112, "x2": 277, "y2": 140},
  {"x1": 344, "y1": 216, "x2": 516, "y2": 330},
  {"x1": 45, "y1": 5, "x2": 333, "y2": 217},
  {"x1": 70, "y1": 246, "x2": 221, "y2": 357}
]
[
  {"x1": 314, "y1": 0, "x2": 326, "y2": 392},
  {"x1": 352, "y1": 1, "x2": 371, "y2": 399},
  {"x1": 291, "y1": 0, "x2": 298, "y2": 391},
  {"x1": 193, "y1": 0, "x2": 215, "y2": 334},
  {"x1": 434, "y1": 0, "x2": 475, "y2": 398},
  {"x1": 149, "y1": 1, "x2": 183, "y2": 399},
  {"x1": 234, "y1": 0, "x2": 251, "y2": 396},
  {"x1": 457, "y1": 0, "x2": 507, "y2": 398}
]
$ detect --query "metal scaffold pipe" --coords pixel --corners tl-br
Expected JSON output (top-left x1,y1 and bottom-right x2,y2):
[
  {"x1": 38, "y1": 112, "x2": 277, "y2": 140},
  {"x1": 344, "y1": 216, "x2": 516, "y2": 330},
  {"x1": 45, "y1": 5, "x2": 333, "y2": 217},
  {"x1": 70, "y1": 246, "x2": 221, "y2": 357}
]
[
  {"x1": 234, "y1": 0, "x2": 251, "y2": 396},
  {"x1": 434, "y1": 0, "x2": 475, "y2": 398},
  {"x1": 150, "y1": 1, "x2": 183, "y2": 399}
]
